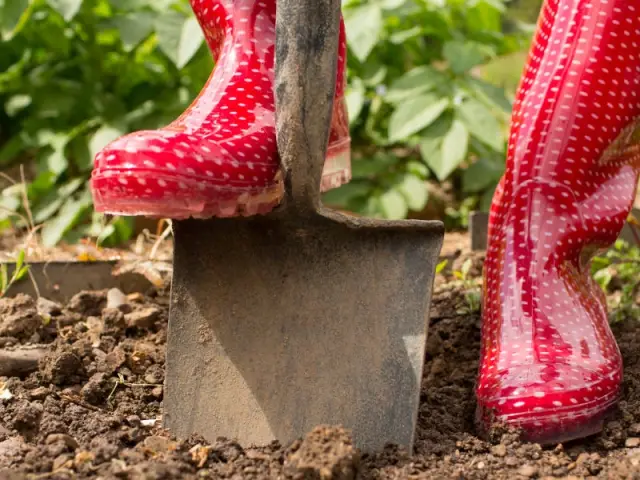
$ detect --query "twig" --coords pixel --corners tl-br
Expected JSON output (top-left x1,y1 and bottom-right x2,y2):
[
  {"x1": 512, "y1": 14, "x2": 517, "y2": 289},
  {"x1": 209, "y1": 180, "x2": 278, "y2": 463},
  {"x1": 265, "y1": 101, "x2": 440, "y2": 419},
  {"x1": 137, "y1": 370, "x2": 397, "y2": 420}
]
[
  {"x1": 149, "y1": 221, "x2": 172, "y2": 260},
  {"x1": 27, "y1": 266, "x2": 41, "y2": 299},
  {"x1": 56, "y1": 393, "x2": 104, "y2": 412},
  {"x1": 123, "y1": 382, "x2": 163, "y2": 388}
]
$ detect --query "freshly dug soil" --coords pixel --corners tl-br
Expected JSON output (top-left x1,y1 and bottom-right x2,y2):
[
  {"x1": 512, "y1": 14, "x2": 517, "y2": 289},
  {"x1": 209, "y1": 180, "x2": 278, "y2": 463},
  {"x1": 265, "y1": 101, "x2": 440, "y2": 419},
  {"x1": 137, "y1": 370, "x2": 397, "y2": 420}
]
[{"x1": 0, "y1": 248, "x2": 639, "y2": 478}]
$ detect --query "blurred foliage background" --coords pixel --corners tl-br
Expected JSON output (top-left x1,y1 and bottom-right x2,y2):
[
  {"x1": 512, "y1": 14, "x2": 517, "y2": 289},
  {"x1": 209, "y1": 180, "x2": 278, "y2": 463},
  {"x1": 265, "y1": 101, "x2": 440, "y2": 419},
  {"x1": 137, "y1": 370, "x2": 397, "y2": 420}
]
[{"x1": 0, "y1": 0, "x2": 543, "y2": 247}]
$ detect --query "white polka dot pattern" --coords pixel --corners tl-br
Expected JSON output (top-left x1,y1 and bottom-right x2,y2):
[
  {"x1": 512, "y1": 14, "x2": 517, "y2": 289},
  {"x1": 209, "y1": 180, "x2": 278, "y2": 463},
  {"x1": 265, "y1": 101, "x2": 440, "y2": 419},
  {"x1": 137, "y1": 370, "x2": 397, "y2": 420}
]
[
  {"x1": 90, "y1": 0, "x2": 351, "y2": 219},
  {"x1": 476, "y1": 0, "x2": 640, "y2": 444}
]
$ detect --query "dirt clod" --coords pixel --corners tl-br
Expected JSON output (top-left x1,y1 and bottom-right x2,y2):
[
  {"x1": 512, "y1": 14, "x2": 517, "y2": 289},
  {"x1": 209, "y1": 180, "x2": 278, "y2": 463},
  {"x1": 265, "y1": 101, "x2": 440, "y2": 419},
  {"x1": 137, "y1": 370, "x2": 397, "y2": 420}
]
[
  {"x1": 39, "y1": 350, "x2": 85, "y2": 386},
  {"x1": 81, "y1": 373, "x2": 112, "y2": 405},
  {"x1": 67, "y1": 291, "x2": 106, "y2": 317},
  {"x1": 285, "y1": 426, "x2": 360, "y2": 480},
  {"x1": 0, "y1": 295, "x2": 40, "y2": 340},
  {"x1": 125, "y1": 307, "x2": 161, "y2": 329}
]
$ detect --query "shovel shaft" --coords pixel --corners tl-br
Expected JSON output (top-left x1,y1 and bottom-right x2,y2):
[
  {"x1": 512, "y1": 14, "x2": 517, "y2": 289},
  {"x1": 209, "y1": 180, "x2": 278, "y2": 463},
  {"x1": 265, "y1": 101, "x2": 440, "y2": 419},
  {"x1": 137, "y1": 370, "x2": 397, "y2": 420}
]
[{"x1": 275, "y1": 0, "x2": 342, "y2": 213}]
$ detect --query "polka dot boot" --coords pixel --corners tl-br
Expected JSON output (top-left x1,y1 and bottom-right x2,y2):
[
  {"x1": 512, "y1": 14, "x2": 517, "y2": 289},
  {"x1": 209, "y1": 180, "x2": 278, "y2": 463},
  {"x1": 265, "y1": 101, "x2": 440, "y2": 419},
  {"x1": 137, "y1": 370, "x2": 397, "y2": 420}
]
[
  {"x1": 90, "y1": 0, "x2": 351, "y2": 219},
  {"x1": 476, "y1": 0, "x2": 640, "y2": 444}
]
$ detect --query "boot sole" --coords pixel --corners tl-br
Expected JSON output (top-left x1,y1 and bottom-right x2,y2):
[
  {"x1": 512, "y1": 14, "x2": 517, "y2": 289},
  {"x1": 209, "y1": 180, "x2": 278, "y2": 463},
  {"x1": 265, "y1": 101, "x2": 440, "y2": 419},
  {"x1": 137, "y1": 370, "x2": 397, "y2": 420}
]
[
  {"x1": 91, "y1": 144, "x2": 350, "y2": 219},
  {"x1": 475, "y1": 389, "x2": 620, "y2": 445}
]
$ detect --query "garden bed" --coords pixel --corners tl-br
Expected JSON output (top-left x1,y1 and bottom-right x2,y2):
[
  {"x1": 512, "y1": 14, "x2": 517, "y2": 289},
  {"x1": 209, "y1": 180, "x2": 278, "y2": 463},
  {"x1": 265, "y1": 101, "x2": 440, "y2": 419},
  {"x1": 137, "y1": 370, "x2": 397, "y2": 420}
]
[{"x1": 0, "y1": 236, "x2": 639, "y2": 479}]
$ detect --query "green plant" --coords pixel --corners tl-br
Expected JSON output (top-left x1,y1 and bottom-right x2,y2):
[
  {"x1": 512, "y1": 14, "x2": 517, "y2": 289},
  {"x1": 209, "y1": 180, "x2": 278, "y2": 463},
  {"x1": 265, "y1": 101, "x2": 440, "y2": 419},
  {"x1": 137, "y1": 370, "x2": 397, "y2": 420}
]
[
  {"x1": 592, "y1": 240, "x2": 640, "y2": 323},
  {"x1": 1, "y1": 0, "x2": 209, "y2": 246},
  {"x1": 0, "y1": 249, "x2": 30, "y2": 296},
  {"x1": 453, "y1": 257, "x2": 481, "y2": 313},
  {"x1": 324, "y1": 0, "x2": 532, "y2": 223}
]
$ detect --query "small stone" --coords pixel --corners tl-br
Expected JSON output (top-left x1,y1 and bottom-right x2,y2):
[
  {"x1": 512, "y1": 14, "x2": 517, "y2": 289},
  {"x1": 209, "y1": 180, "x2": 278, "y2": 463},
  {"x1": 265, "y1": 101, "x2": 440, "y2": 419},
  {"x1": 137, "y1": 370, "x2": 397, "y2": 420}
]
[
  {"x1": 53, "y1": 453, "x2": 73, "y2": 470},
  {"x1": 127, "y1": 293, "x2": 145, "y2": 303},
  {"x1": 37, "y1": 297, "x2": 62, "y2": 317},
  {"x1": 29, "y1": 387, "x2": 49, "y2": 400},
  {"x1": 626, "y1": 438, "x2": 640, "y2": 448},
  {"x1": 141, "y1": 419, "x2": 157, "y2": 427},
  {"x1": 144, "y1": 365, "x2": 164, "y2": 385},
  {"x1": 126, "y1": 415, "x2": 141, "y2": 427},
  {"x1": 518, "y1": 464, "x2": 538, "y2": 478},
  {"x1": 151, "y1": 386, "x2": 163, "y2": 398},
  {"x1": 46, "y1": 434, "x2": 79, "y2": 450},
  {"x1": 505, "y1": 456, "x2": 519, "y2": 467},
  {"x1": 629, "y1": 423, "x2": 640, "y2": 435},
  {"x1": 477, "y1": 461, "x2": 485, "y2": 469},
  {"x1": 125, "y1": 307, "x2": 161, "y2": 329},
  {"x1": 74, "y1": 450, "x2": 95, "y2": 466},
  {"x1": 106, "y1": 288, "x2": 128, "y2": 310},
  {"x1": 491, "y1": 444, "x2": 507, "y2": 457}
]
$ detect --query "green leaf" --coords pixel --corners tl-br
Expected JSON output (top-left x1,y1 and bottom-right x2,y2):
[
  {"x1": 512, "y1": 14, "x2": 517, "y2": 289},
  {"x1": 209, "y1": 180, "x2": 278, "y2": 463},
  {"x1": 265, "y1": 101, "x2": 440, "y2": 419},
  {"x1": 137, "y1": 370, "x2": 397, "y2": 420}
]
[
  {"x1": 388, "y1": 95, "x2": 449, "y2": 142},
  {"x1": 462, "y1": 156, "x2": 504, "y2": 193},
  {"x1": 0, "y1": 134, "x2": 29, "y2": 167},
  {"x1": 5, "y1": 95, "x2": 32, "y2": 117},
  {"x1": 32, "y1": 177, "x2": 84, "y2": 224},
  {"x1": 379, "y1": 189, "x2": 408, "y2": 220},
  {"x1": 389, "y1": 26, "x2": 422, "y2": 44},
  {"x1": 13, "y1": 265, "x2": 29, "y2": 282},
  {"x1": 345, "y1": 82, "x2": 365, "y2": 125},
  {"x1": 350, "y1": 154, "x2": 396, "y2": 179},
  {"x1": 0, "y1": 264, "x2": 8, "y2": 293},
  {"x1": 15, "y1": 249, "x2": 24, "y2": 272},
  {"x1": 343, "y1": 4, "x2": 383, "y2": 62},
  {"x1": 443, "y1": 41, "x2": 486, "y2": 75},
  {"x1": 406, "y1": 160, "x2": 429, "y2": 179},
  {"x1": 428, "y1": 119, "x2": 468, "y2": 181},
  {"x1": 435, "y1": 259, "x2": 448, "y2": 274},
  {"x1": 396, "y1": 174, "x2": 428, "y2": 212},
  {"x1": 466, "y1": 76, "x2": 512, "y2": 113},
  {"x1": 111, "y1": 12, "x2": 155, "y2": 51},
  {"x1": 385, "y1": 66, "x2": 439, "y2": 104},
  {"x1": 155, "y1": 12, "x2": 205, "y2": 68},
  {"x1": 1, "y1": 0, "x2": 33, "y2": 40},
  {"x1": 322, "y1": 182, "x2": 370, "y2": 208},
  {"x1": 40, "y1": 190, "x2": 92, "y2": 247},
  {"x1": 47, "y1": 0, "x2": 83, "y2": 21},
  {"x1": 456, "y1": 97, "x2": 504, "y2": 151}
]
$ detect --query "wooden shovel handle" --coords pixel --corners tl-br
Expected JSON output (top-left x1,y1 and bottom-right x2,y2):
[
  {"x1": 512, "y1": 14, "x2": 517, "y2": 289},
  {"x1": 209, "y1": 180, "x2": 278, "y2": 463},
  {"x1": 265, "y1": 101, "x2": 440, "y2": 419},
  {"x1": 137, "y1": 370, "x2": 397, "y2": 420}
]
[{"x1": 274, "y1": 0, "x2": 342, "y2": 213}]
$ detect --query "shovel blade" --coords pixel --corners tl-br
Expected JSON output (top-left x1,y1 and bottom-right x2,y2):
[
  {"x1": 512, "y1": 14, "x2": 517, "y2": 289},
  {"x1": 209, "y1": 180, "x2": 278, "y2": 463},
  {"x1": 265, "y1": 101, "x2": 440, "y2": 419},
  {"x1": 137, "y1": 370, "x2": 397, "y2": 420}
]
[{"x1": 164, "y1": 213, "x2": 443, "y2": 452}]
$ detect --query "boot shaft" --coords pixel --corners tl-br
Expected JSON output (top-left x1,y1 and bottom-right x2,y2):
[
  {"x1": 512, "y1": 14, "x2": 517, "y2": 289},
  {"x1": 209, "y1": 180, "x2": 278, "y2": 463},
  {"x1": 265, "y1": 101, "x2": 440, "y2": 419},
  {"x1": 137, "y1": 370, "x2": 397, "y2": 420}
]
[
  {"x1": 506, "y1": 0, "x2": 640, "y2": 196},
  {"x1": 189, "y1": 0, "x2": 347, "y2": 97}
]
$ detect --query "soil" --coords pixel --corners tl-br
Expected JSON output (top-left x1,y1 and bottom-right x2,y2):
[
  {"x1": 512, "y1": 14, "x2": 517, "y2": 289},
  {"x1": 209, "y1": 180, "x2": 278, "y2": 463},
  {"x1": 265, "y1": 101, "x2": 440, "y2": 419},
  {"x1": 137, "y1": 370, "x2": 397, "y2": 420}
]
[{"x1": 0, "y1": 236, "x2": 639, "y2": 479}]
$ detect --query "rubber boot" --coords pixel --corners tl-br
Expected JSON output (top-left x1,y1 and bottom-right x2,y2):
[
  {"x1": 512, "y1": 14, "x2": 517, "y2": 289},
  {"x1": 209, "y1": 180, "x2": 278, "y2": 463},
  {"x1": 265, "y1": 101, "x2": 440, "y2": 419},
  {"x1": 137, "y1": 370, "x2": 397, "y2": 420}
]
[
  {"x1": 476, "y1": 0, "x2": 640, "y2": 444},
  {"x1": 91, "y1": 0, "x2": 351, "y2": 219}
]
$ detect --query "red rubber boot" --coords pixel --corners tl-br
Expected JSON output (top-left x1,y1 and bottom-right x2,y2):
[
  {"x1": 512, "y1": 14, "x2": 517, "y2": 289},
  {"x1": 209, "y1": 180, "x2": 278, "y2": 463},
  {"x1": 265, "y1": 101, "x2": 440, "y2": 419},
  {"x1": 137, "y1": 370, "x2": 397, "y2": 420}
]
[
  {"x1": 476, "y1": 0, "x2": 640, "y2": 444},
  {"x1": 90, "y1": 0, "x2": 351, "y2": 219}
]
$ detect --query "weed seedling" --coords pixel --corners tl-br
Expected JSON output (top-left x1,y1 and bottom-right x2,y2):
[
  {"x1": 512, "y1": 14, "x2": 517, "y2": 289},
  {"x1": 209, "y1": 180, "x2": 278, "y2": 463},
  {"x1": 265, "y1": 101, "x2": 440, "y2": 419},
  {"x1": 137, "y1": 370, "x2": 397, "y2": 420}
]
[
  {"x1": 0, "y1": 249, "x2": 30, "y2": 297},
  {"x1": 453, "y1": 258, "x2": 482, "y2": 313}
]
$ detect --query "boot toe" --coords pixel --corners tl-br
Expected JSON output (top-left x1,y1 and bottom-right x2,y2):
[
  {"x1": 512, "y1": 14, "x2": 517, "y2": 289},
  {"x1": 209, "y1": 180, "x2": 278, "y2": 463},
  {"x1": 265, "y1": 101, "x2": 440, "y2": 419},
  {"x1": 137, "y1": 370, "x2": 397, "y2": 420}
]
[
  {"x1": 91, "y1": 130, "x2": 282, "y2": 218},
  {"x1": 477, "y1": 363, "x2": 622, "y2": 444}
]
